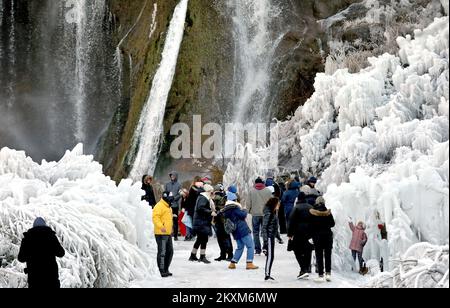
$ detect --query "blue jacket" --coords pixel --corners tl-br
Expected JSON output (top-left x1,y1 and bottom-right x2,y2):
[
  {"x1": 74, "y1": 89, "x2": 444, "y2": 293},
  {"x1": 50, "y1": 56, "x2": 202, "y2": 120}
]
[
  {"x1": 281, "y1": 181, "x2": 300, "y2": 209},
  {"x1": 222, "y1": 202, "x2": 252, "y2": 240}
]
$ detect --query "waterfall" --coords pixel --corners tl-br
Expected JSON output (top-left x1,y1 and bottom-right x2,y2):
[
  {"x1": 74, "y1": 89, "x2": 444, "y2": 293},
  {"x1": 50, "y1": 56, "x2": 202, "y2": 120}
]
[
  {"x1": 129, "y1": 0, "x2": 189, "y2": 180},
  {"x1": 72, "y1": 0, "x2": 107, "y2": 142},
  {"x1": 228, "y1": 0, "x2": 284, "y2": 124},
  {"x1": 5, "y1": 0, "x2": 16, "y2": 109},
  {"x1": 74, "y1": 0, "x2": 88, "y2": 142},
  {"x1": 0, "y1": 0, "x2": 120, "y2": 161}
]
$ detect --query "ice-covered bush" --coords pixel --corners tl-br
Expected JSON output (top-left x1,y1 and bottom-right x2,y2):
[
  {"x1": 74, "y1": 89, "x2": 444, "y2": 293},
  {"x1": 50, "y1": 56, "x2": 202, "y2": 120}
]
[
  {"x1": 0, "y1": 144, "x2": 157, "y2": 288},
  {"x1": 224, "y1": 8, "x2": 449, "y2": 283},
  {"x1": 368, "y1": 243, "x2": 449, "y2": 288}
]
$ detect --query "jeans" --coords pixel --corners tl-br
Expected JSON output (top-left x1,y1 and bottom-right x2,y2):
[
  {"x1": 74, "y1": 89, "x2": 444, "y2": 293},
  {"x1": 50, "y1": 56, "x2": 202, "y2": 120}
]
[
  {"x1": 313, "y1": 234, "x2": 333, "y2": 276},
  {"x1": 232, "y1": 234, "x2": 255, "y2": 263},
  {"x1": 185, "y1": 226, "x2": 191, "y2": 237},
  {"x1": 352, "y1": 250, "x2": 364, "y2": 269},
  {"x1": 155, "y1": 235, "x2": 174, "y2": 274},
  {"x1": 252, "y1": 216, "x2": 263, "y2": 254}
]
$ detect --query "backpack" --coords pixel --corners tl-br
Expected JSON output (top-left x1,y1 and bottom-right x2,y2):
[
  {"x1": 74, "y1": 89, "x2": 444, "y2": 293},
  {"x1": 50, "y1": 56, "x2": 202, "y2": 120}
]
[{"x1": 224, "y1": 218, "x2": 236, "y2": 235}]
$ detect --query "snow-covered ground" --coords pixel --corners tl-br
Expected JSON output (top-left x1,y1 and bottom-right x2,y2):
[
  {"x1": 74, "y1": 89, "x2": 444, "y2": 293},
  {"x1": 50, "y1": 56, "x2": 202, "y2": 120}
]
[
  {"x1": 0, "y1": 145, "x2": 447, "y2": 288},
  {"x1": 134, "y1": 235, "x2": 367, "y2": 288}
]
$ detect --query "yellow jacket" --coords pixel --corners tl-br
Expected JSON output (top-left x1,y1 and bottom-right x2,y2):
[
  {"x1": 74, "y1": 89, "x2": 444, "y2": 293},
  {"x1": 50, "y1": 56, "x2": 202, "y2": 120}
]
[{"x1": 153, "y1": 199, "x2": 173, "y2": 235}]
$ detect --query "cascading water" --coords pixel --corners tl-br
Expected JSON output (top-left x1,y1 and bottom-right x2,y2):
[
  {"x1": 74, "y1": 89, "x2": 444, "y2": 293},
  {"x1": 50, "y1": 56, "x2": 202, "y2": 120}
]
[
  {"x1": 0, "y1": 0, "x2": 17, "y2": 109},
  {"x1": 228, "y1": 0, "x2": 285, "y2": 124},
  {"x1": 74, "y1": 0, "x2": 88, "y2": 142},
  {"x1": 129, "y1": 0, "x2": 189, "y2": 180},
  {"x1": 0, "y1": 0, "x2": 120, "y2": 161}
]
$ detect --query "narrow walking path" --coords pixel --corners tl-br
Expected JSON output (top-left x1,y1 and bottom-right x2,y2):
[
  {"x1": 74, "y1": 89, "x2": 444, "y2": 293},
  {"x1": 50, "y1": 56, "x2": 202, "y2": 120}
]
[{"x1": 136, "y1": 235, "x2": 368, "y2": 288}]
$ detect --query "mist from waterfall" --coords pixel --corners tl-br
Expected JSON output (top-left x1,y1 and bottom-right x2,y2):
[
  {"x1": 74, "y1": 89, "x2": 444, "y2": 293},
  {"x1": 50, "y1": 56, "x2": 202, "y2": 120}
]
[
  {"x1": 0, "y1": 0, "x2": 120, "y2": 161},
  {"x1": 129, "y1": 0, "x2": 189, "y2": 180}
]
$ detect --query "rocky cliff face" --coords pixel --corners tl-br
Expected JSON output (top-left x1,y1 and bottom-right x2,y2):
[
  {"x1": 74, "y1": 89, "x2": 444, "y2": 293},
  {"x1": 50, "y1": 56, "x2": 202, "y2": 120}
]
[
  {"x1": 97, "y1": 0, "x2": 179, "y2": 180},
  {"x1": 99, "y1": 0, "x2": 373, "y2": 182},
  {"x1": 1, "y1": 0, "x2": 441, "y2": 182}
]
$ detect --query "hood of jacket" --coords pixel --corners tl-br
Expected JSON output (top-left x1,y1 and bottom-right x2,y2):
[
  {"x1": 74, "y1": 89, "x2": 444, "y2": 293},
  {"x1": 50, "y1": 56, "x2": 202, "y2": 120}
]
[
  {"x1": 288, "y1": 181, "x2": 301, "y2": 190},
  {"x1": 159, "y1": 198, "x2": 171, "y2": 208},
  {"x1": 26, "y1": 225, "x2": 54, "y2": 237},
  {"x1": 169, "y1": 171, "x2": 178, "y2": 182},
  {"x1": 223, "y1": 201, "x2": 242, "y2": 212},
  {"x1": 142, "y1": 175, "x2": 148, "y2": 184},
  {"x1": 254, "y1": 183, "x2": 266, "y2": 191},
  {"x1": 200, "y1": 192, "x2": 212, "y2": 201},
  {"x1": 356, "y1": 223, "x2": 366, "y2": 230}
]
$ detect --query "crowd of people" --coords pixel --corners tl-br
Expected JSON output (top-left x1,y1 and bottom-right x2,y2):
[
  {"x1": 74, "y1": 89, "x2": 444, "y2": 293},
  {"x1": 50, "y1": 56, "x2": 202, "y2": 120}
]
[
  {"x1": 15, "y1": 171, "x2": 380, "y2": 288},
  {"x1": 146, "y1": 171, "x2": 373, "y2": 282}
]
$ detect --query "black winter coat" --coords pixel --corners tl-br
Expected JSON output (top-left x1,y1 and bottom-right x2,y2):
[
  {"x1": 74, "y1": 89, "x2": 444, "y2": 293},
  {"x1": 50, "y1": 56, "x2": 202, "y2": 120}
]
[
  {"x1": 193, "y1": 194, "x2": 213, "y2": 236},
  {"x1": 18, "y1": 226, "x2": 65, "y2": 288},
  {"x1": 287, "y1": 202, "x2": 313, "y2": 239},
  {"x1": 262, "y1": 207, "x2": 279, "y2": 245},
  {"x1": 141, "y1": 183, "x2": 157, "y2": 207},
  {"x1": 185, "y1": 185, "x2": 204, "y2": 217},
  {"x1": 310, "y1": 204, "x2": 335, "y2": 236}
]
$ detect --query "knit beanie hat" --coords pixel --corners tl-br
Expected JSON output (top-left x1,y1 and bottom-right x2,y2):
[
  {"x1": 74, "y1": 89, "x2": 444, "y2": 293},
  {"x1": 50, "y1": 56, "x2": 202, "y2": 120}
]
[{"x1": 226, "y1": 192, "x2": 238, "y2": 202}]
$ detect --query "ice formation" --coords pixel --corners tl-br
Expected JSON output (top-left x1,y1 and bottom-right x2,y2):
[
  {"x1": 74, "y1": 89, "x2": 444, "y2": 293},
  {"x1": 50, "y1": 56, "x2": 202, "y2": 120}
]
[
  {"x1": 224, "y1": 5, "x2": 449, "y2": 287},
  {"x1": 0, "y1": 144, "x2": 157, "y2": 288},
  {"x1": 368, "y1": 243, "x2": 449, "y2": 288}
]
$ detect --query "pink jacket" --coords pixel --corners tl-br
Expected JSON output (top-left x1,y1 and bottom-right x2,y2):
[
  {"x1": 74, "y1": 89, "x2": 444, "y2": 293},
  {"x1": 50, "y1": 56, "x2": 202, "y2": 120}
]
[{"x1": 349, "y1": 222, "x2": 368, "y2": 252}]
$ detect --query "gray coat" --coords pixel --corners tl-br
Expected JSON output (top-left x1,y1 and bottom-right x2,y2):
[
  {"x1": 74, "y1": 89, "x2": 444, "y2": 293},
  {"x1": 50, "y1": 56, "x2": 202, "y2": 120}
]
[
  {"x1": 248, "y1": 184, "x2": 273, "y2": 217},
  {"x1": 164, "y1": 171, "x2": 182, "y2": 210}
]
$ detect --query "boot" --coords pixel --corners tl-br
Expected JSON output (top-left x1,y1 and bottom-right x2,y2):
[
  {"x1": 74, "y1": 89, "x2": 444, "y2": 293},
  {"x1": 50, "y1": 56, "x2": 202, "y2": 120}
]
[
  {"x1": 246, "y1": 262, "x2": 259, "y2": 270},
  {"x1": 228, "y1": 262, "x2": 237, "y2": 270},
  {"x1": 189, "y1": 253, "x2": 199, "y2": 262},
  {"x1": 161, "y1": 272, "x2": 170, "y2": 278},
  {"x1": 215, "y1": 256, "x2": 226, "y2": 262},
  {"x1": 199, "y1": 255, "x2": 211, "y2": 264},
  {"x1": 226, "y1": 253, "x2": 234, "y2": 262}
]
